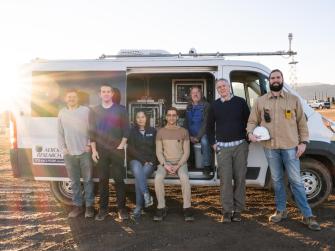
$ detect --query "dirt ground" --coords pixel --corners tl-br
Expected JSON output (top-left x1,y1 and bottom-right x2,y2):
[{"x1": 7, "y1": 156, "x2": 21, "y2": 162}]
[
  {"x1": 318, "y1": 108, "x2": 335, "y2": 121},
  {"x1": 0, "y1": 134, "x2": 335, "y2": 251}
]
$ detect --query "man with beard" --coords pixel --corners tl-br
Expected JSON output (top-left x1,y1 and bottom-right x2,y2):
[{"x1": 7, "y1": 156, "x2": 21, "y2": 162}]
[
  {"x1": 247, "y1": 69, "x2": 321, "y2": 231},
  {"x1": 184, "y1": 86, "x2": 212, "y2": 175},
  {"x1": 154, "y1": 107, "x2": 193, "y2": 222}
]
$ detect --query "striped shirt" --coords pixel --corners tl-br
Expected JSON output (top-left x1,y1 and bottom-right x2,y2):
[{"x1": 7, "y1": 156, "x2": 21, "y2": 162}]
[{"x1": 216, "y1": 139, "x2": 245, "y2": 151}]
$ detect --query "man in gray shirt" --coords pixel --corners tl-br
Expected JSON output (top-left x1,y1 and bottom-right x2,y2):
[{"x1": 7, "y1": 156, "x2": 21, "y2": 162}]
[{"x1": 58, "y1": 89, "x2": 94, "y2": 218}]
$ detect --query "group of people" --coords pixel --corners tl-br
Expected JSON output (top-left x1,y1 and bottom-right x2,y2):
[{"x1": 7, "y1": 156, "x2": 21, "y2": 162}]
[{"x1": 58, "y1": 69, "x2": 321, "y2": 231}]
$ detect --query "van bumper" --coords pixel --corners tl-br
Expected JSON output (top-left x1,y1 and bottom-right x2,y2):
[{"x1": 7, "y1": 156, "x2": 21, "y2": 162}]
[{"x1": 9, "y1": 148, "x2": 34, "y2": 179}]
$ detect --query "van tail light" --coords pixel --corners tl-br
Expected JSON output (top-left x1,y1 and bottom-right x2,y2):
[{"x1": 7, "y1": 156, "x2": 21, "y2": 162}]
[{"x1": 9, "y1": 112, "x2": 17, "y2": 149}]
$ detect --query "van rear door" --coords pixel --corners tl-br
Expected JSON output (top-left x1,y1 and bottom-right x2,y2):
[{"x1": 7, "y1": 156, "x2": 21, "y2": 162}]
[{"x1": 29, "y1": 70, "x2": 126, "y2": 181}]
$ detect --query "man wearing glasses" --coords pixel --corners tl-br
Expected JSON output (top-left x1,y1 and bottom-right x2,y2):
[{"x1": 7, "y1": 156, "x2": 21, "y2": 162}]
[
  {"x1": 207, "y1": 78, "x2": 250, "y2": 223},
  {"x1": 184, "y1": 86, "x2": 212, "y2": 175},
  {"x1": 154, "y1": 107, "x2": 194, "y2": 222},
  {"x1": 247, "y1": 69, "x2": 321, "y2": 231}
]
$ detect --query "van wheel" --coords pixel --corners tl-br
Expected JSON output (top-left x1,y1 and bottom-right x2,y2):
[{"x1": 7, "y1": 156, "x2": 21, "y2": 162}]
[
  {"x1": 50, "y1": 181, "x2": 73, "y2": 206},
  {"x1": 319, "y1": 105, "x2": 323, "y2": 109},
  {"x1": 288, "y1": 158, "x2": 332, "y2": 208}
]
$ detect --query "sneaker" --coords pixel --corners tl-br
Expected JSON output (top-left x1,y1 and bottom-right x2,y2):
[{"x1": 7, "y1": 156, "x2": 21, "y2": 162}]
[
  {"x1": 232, "y1": 211, "x2": 242, "y2": 222},
  {"x1": 269, "y1": 210, "x2": 288, "y2": 223},
  {"x1": 153, "y1": 207, "x2": 167, "y2": 221},
  {"x1": 220, "y1": 212, "x2": 232, "y2": 223},
  {"x1": 144, "y1": 193, "x2": 154, "y2": 208},
  {"x1": 302, "y1": 216, "x2": 321, "y2": 231},
  {"x1": 68, "y1": 206, "x2": 84, "y2": 218},
  {"x1": 131, "y1": 207, "x2": 143, "y2": 218},
  {"x1": 95, "y1": 209, "x2": 108, "y2": 221},
  {"x1": 183, "y1": 207, "x2": 194, "y2": 222},
  {"x1": 130, "y1": 208, "x2": 142, "y2": 224},
  {"x1": 118, "y1": 208, "x2": 129, "y2": 221},
  {"x1": 85, "y1": 206, "x2": 95, "y2": 218}
]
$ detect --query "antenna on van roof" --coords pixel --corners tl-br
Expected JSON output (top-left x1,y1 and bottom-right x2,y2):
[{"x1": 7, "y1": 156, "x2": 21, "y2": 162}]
[
  {"x1": 98, "y1": 34, "x2": 297, "y2": 59},
  {"x1": 288, "y1": 33, "x2": 299, "y2": 90}
]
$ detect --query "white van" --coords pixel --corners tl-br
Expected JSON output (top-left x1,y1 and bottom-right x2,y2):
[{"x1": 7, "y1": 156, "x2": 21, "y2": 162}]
[{"x1": 9, "y1": 50, "x2": 335, "y2": 208}]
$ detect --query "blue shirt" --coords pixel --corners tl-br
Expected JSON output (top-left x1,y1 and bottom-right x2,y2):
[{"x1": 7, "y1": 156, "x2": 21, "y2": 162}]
[
  {"x1": 186, "y1": 104, "x2": 205, "y2": 137},
  {"x1": 89, "y1": 104, "x2": 129, "y2": 151}
]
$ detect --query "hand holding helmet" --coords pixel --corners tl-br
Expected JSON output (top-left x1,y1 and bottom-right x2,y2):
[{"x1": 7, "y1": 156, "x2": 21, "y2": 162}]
[{"x1": 249, "y1": 126, "x2": 270, "y2": 142}]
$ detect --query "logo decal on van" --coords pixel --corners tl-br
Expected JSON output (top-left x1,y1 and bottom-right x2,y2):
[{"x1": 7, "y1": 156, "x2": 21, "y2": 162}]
[{"x1": 32, "y1": 142, "x2": 64, "y2": 165}]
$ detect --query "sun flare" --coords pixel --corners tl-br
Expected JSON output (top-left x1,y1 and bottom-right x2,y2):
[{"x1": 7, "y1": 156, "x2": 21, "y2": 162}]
[{"x1": 0, "y1": 66, "x2": 28, "y2": 113}]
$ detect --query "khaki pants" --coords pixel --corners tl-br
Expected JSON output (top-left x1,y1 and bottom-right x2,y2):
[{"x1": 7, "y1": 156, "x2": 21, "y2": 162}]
[
  {"x1": 154, "y1": 164, "x2": 191, "y2": 209},
  {"x1": 217, "y1": 141, "x2": 248, "y2": 213}
]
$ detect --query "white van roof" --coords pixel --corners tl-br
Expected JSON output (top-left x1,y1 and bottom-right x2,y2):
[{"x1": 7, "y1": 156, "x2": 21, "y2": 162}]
[{"x1": 27, "y1": 57, "x2": 271, "y2": 74}]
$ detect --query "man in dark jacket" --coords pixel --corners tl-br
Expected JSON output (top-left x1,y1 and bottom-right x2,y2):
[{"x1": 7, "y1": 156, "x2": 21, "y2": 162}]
[
  {"x1": 90, "y1": 84, "x2": 129, "y2": 221},
  {"x1": 184, "y1": 86, "x2": 212, "y2": 175}
]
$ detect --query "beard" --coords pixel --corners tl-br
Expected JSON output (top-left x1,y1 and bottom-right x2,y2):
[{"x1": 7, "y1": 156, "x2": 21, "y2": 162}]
[{"x1": 270, "y1": 82, "x2": 283, "y2": 92}]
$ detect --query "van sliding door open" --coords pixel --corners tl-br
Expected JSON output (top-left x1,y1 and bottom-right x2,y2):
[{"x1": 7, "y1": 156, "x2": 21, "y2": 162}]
[{"x1": 126, "y1": 66, "x2": 218, "y2": 180}]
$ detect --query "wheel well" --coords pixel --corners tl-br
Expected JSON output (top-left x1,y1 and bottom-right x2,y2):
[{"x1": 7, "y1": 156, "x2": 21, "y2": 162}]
[{"x1": 303, "y1": 154, "x2": 335, "y2": 187}]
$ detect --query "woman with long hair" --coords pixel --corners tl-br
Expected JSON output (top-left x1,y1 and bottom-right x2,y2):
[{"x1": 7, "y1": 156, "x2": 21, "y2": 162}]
[{"x1": 127, "y1": 110, "x2": 157, "y2": 221}]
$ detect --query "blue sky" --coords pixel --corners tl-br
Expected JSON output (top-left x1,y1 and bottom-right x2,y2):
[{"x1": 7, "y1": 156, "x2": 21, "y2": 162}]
[{"x1": 0, "y1": 0, "x2": 334, "y2": 110}]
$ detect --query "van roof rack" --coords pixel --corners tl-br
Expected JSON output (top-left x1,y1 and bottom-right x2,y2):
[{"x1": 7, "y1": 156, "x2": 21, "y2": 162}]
[
  {"x1": 99, "y1": 33, "x2": 297, "y2": 60},
  {"x1": 99, "y1": 50, "x2": 296, "y2": 59}
]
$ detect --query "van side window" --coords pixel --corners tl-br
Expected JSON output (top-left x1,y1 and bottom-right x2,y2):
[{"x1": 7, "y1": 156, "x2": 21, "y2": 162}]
[
  {"x1": 230, "y1": 71, "x2": 269, "y2": 108},
  {"x1": 248, "y1": 86, "x2": 258, "y2": 107},
  {"x1": 231, "y1": 82, "x2": 246, "y2": 100}
]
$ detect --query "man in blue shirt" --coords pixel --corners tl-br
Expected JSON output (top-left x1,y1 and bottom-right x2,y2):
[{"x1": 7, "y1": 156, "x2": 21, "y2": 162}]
[
  {"x1": 90, "y1": 84, "x2": 129, "y2": 221},
  {"x1": 184, "y1": 86, "x2": 212, "y2": 175}
]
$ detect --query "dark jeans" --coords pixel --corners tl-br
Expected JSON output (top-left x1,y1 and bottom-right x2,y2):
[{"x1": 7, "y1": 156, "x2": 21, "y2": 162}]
[{"x1": 97, "y1": 148, "x2": 126, "y2": 210}]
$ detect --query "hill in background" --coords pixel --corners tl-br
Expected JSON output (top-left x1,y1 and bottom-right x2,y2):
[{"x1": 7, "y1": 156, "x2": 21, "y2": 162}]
[{"x1": 295, "y1": 83, "x2": 335, "y2": 101}]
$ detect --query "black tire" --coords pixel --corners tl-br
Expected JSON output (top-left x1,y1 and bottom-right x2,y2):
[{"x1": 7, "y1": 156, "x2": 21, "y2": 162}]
[
  {"x1": 50, "y1": 181, "x2": 73, "y2": 206},
  {"x1": 288, "y1": 158, "x2": 333, "y2": 208},
  {"x1": 319, "y1": 105, "x2": 323, "y2": 109}
]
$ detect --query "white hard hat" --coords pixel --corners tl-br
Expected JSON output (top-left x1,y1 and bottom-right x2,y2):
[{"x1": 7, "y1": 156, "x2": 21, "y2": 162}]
[{"x1": 253, "y1": 126, "x2": 270, "y2": 141}]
